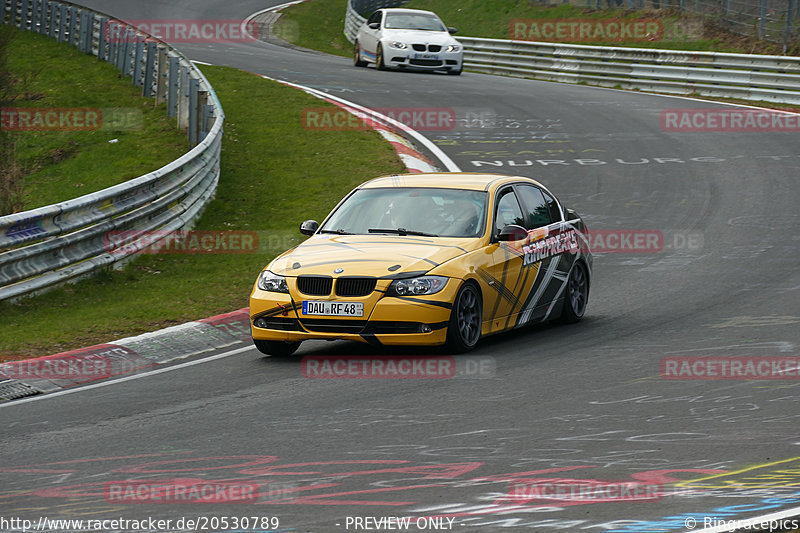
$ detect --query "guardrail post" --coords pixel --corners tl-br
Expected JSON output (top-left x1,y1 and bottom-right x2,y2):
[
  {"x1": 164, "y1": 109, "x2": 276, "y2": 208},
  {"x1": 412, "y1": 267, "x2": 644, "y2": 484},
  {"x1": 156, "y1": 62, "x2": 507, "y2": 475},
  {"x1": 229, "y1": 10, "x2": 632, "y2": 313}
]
[
  {"x1": 118, "y1": 28, "x2": 129, "y2": 72},
  {"x1": 97, "y1": 16, "x2": 108, "y2": 60},
  {"x1": 20, "y1": 0, "x2": 29, "y2": 29},
  {"x1": 113, "y1": 24, "x2": 123, "y2": 68},
  {"x1": 155, "y1": 45, "x2": 168, "y2": 104},
  {"x1": 189, "y1": 78, "x2": 199, "y2": 145},
  {"x1": 125, "y1": 30, "x2": 135, "y2": 76},
  {"x1": 167, "y1": 55, "x2": 178, "y2": 117},
  {"x1": 39, "y1": 0, "x2": 48, "y2": 34},
  {"x1": 178, "y1": 65, "x2": 190, "y2": 130},
  {"x1": 30, "y1": 0, "x2": 40, "y2": 31},
  {"x1": 58, "y1": 4, "x2": 67, "y2": 41},
  {"x1": 116, "y1": 27, "x2": 129, "y2": 71},
  {"x1": 86, "y1": 11, "x2": 100, "y2": 54},
  {"x1": 142, "y1": 40, "x2": 156, "y2": 96},
  {"x1": 40, "y1": 0, "x2": 47, "y2": 34},
  {"x1": 107, "y1": 21, "x2": 117, "y2": 65},
  {"x1": 133, "y1": 34, "x2": 144, "y2": 86},
  {"x1": 48, "y1": 1, "x2": 57, "y2": 38},
  {"x1": 78, "y1": 11, "x2": 89, "y2": 52},
  {"x1": 68, "y1": 6, "x2": 77, "y2": 45},
  {"x1": 201, "y1": 102, "x2": 213, "y2": 141},
  {"x1": 19, "y1": 0, "x2": 28, "y2": 29}
]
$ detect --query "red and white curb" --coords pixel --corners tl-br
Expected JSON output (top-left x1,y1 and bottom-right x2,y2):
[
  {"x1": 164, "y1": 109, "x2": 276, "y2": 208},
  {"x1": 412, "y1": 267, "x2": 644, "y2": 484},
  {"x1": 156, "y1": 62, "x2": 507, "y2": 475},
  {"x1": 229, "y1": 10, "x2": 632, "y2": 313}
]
[{"x1": 0, "y1": 308, "x2": 251, "y2": 399}]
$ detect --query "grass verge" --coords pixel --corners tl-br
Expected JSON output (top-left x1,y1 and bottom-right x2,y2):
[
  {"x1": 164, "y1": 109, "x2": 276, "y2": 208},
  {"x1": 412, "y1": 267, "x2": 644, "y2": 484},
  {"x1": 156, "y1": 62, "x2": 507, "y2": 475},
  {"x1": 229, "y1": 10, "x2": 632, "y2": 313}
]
[
  {"x1": 1, "y1": 26, "x2": 188, "y2": 214},
  {"x1": 0, "y1": 65, "x2": 406, "y2": 360}
]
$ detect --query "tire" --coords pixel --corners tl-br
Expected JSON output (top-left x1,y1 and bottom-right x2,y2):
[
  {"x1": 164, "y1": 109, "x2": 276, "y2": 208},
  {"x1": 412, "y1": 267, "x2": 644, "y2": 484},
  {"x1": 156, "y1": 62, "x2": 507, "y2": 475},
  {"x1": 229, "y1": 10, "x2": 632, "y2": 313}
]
[
  {"x1": 560, "y1": 261, "x2": 589, "y2": 323},
  {"x1": 353, "y1": 41, "x2": 367, "y2": 67},
  {"x1": 254, "y1": 339, "x2": 301, "y2": 357},
  {"x1": 446, "y1": 283, "x2": 482, "y2": 353},
  {"x1": 447, "y1": 66, "x2": 462, "y2": 76},
  {"x1": 376, "y1": 44, "x2": 387, "y2": 70}
]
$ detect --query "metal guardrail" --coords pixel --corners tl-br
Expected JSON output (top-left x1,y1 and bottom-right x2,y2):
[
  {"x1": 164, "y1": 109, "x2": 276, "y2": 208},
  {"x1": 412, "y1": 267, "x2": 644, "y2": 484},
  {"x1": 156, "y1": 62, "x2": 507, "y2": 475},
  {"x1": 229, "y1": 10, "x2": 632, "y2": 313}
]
[
  {"x1": 0, "y1": 0, "x2": 224, "y2": 301},
  {"x1": 459, "y1": 37, "x2": 800, "y2": 104},
  {"x1": 344, "y1": 0, "x2": 800, "y2": 105}
]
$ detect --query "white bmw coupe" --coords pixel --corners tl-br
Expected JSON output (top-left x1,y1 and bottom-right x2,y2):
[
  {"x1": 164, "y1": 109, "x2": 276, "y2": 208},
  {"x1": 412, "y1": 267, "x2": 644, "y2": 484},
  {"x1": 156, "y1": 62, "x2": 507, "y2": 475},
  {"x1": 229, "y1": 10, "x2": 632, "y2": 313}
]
[{"x1": 354, "y1": 8, "x2": 463, "y2": 75}]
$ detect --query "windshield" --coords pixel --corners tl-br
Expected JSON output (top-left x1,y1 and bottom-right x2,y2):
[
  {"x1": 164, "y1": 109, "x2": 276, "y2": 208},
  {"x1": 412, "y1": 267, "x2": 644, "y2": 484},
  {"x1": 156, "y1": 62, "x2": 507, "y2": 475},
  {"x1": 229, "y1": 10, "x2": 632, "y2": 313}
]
[
  {"x1": 320, "y1": 187, "x2": 487, "y2": 238},
  {"x1": 383, "y1": 13, "x2": 447, "y2": 32}
]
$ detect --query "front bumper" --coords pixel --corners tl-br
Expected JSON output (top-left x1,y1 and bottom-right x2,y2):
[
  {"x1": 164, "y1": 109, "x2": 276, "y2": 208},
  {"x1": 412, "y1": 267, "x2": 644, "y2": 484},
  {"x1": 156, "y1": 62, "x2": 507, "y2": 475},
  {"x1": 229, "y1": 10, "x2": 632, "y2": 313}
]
[
  {"x1": 385, "y1": 49, "x2": 462, "y2": 71},
  {"x1": 250, "y1": 277, "x2": 458, "y2": 346}
]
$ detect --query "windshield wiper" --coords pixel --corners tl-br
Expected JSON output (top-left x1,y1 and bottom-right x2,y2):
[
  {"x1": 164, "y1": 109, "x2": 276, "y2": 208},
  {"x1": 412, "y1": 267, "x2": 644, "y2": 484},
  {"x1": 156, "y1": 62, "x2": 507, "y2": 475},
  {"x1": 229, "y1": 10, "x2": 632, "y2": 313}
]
[
  {"x1": 368, "y1": 228, "x2": 438, "y2": 237},
  {"x1": 318, "y1": 229, "x2": 354, "y2": 235}
]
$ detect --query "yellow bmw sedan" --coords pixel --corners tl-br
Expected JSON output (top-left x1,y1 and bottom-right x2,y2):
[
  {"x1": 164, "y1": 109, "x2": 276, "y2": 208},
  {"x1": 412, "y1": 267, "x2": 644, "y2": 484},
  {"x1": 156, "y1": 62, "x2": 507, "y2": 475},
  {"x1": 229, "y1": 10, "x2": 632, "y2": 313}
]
[{"x1": 249, "y1": 173, "x2": 592, "y2": 356}]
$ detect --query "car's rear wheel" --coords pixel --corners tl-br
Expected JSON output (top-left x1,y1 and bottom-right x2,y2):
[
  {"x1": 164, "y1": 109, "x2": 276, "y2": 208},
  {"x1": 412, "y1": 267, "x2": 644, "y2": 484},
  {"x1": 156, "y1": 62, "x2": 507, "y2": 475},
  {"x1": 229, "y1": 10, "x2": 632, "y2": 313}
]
[
  {"x1": 354, "y1": 41, "x2": 367, "y2": 67},
  {"x1": 376, "y1": 44, "x2": 387, "y2": 70},
  {"x1": 446, "y1": 282, "x2": 482, "y2": 353},
  {"x1": 560, "y1": 261, "x2": 588, "y2": 323},
  {"x1": 254, "y1": 339, "x2": 301, "y2": 357}
]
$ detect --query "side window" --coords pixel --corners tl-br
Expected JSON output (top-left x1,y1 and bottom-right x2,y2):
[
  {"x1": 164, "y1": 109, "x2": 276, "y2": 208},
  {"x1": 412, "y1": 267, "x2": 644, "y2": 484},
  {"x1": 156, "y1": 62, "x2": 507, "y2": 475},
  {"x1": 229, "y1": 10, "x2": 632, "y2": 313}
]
[
  {"x1": 516, "y1": 185, "x2": 553, "y2": 230},
  {"x1": 494, "y1": 188, "x2": 524, "y2": 233},
  {"x1": 542, "y1": 190, "x2": 561, "y2": 222}
]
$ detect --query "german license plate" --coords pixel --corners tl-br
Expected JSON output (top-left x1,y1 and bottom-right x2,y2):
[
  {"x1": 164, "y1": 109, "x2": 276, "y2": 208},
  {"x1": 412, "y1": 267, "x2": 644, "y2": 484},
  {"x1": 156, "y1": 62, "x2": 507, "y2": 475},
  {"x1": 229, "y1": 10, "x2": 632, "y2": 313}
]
[
  {"x1": 414, "y1": 53, "x2": 439, "y2": 60},
  {"x1": 302, "y1": 301, "x2": 364, "y2": 317}
]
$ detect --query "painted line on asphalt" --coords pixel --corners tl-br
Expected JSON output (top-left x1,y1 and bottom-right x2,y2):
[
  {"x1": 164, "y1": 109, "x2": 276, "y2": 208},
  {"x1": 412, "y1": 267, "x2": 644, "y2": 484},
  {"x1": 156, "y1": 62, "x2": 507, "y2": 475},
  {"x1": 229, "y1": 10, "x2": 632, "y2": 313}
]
[{"x1": 0, "y1": 345, "x2": 254, "y2": 409}]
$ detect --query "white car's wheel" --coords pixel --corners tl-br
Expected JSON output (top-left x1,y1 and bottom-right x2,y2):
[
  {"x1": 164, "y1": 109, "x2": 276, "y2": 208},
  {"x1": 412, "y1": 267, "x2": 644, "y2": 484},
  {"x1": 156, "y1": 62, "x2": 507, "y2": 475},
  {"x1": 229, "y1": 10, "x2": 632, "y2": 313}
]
[
  {"x1": 354, "y1": 41, "x2": 367, "y2": 67},
  {"x1": 376, "y1": 44, "x2": 387, "y2": 70}
]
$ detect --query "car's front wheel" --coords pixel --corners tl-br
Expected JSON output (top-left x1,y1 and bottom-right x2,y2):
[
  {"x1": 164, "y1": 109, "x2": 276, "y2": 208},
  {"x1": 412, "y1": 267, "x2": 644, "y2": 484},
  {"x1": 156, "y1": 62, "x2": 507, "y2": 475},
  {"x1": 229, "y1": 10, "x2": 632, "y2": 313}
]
[
  {"x1": 560, "y1": 261, "x2": 589, "y2": 323},
  {"x1": 353, "y1": 41, "x2": 367, "y2": 67},
  {"x1": 447, "y1": 66, "x2": 462, "y2": 76},
  {"x1": 376, "y1": 44, "x2": 387, "y2": 70},
  {"x1": 446, "y1": 282, "x2": 482, "y2": 353},
  {"x1": 254, "y1": 339, "x2": 301, "y2": 357}
]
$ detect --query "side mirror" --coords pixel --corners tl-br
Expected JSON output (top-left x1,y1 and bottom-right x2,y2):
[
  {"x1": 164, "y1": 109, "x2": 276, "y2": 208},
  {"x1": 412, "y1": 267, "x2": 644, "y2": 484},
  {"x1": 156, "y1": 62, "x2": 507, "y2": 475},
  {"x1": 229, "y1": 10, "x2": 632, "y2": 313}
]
[
  {"x1": 299, "y1": 220, "x2": 319, "y2": 236},
  {"x1": 497, "y1": 224, "x2": 528, "y2": 242},
  {"x1": 566, "y1": 208, "x2": 580, "y2": 221},
  {"x1": 368, "y1": 22, "x2": 380, "y2": 30},
  {"x1": 448, "y1": 27, "x2": 458, "y2": 35}
]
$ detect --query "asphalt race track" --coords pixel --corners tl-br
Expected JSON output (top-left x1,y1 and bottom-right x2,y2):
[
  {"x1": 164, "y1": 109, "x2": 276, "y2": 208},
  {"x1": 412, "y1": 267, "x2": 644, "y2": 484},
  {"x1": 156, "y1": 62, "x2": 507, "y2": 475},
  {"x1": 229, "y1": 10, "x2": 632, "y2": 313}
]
[{"x1": 1, "y1": 1, "x2": 800, "y2": 532}]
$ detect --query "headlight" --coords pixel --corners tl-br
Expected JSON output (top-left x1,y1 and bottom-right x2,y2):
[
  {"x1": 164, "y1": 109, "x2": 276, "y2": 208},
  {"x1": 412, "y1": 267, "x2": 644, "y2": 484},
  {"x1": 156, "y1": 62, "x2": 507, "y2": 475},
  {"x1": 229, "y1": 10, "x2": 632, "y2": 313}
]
[
  {"x1": 257, "y1": 270, "x2": 289, "y2": 293},
  {"x1": 388, "y1": 41, "x2": 407, "y2": 49},
  {"x1": 446, "y1": 44, "x2": 461, "y2": 52},
  {"x1": 389, "y1": 276, "x2": 448, "y2": 296}
]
